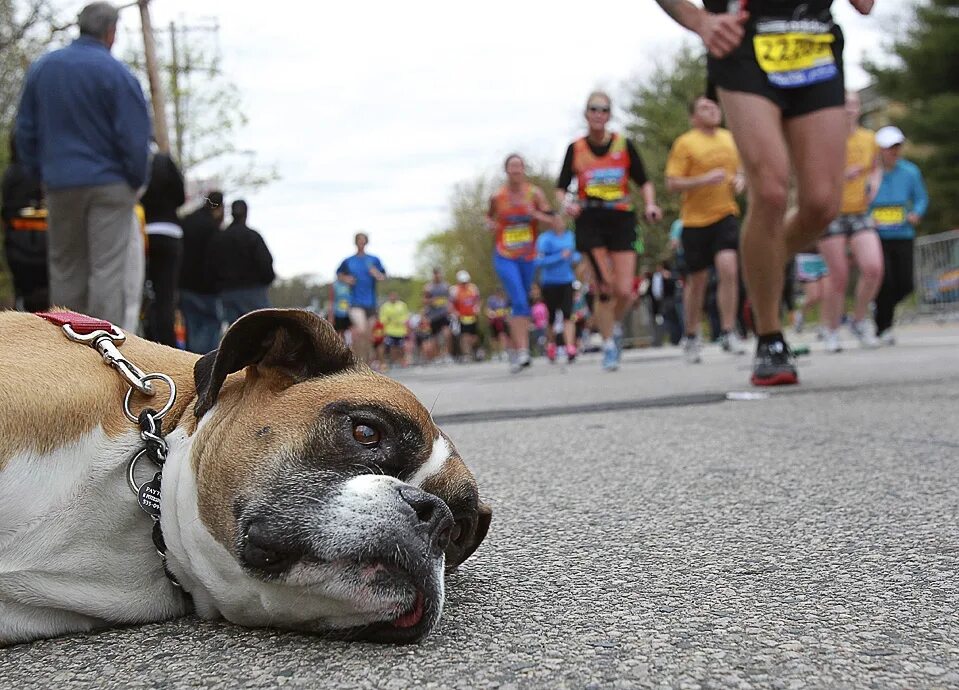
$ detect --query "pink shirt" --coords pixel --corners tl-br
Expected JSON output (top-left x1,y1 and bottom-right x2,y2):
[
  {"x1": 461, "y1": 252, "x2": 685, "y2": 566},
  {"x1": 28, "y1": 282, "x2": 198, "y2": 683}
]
[{"x1": 531, "y1": 301, "x2": 549, "y2": 329}]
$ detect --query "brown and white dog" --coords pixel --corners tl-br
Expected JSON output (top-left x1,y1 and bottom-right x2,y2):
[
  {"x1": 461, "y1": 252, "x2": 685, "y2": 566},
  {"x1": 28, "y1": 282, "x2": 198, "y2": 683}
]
[{"x1": 0, "y1": 309, "x2": 490, "y2": 646}]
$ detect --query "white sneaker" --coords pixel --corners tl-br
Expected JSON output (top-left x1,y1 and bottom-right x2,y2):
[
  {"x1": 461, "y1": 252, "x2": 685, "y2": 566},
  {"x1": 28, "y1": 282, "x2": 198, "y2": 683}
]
[
  {"x1": 852, "y1": 319, "x2": 880, "y2": 349},
  {"x1": 683, "y1": 336, "x2": 702, "y2": 364},
  {"x1": 824, "y1": 329, "x2": 843, "y2": 353},
  {"x1": 721, "y1": 331, "x2": 747, "y2": 355},
  {"x1": 879, "y1": 330, "x2": 896, "y2": 346}
]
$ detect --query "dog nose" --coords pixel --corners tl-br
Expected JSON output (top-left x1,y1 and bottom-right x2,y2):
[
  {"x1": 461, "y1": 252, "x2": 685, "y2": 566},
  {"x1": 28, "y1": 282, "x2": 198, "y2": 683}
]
[{"x1": 397, "y1": 486, "x2": 454, "y2": 548}]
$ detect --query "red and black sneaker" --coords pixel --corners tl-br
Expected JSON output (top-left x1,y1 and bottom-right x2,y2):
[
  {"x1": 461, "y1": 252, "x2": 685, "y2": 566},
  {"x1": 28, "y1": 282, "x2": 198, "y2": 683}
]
[{"x1": 751, "y1": 340, "x2": 799, "y2": 386}]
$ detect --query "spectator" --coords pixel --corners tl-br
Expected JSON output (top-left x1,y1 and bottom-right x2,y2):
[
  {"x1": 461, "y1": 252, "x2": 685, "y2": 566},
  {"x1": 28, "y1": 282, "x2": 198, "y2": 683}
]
[
  {"x1": 328, "y1": 275, "x2": 353, "y2": 343},
  {"x1": 529, "y1": 284, "x2": 549, "y2": 357},
  {"x1": 423, "y1": 267, "x2": 452, "y2": 362},
  {"x1": 208, "y1": 199, "x2": 275, "y2": 324},
  {"x1": 140, "y1": 144, "x2": 186, "y2": 347},
  {"x1": 335, "y1": 232, "x2": 386, "y2": 363},
  {"x1": 15, "y1": 1, "x2": 151, "y2": 325},
  {"x1": 485, "y1": 287, "x2": 511, "y2": 361},
  {"x1": 179, "y1": 191, "x2": 224, "y2": 353},
  {"x1": 1, "y1": 133, "x2": 48, "y2": 312},
  {"x1": 871, "y1": 126, "x2": 929, "y2": 345}
]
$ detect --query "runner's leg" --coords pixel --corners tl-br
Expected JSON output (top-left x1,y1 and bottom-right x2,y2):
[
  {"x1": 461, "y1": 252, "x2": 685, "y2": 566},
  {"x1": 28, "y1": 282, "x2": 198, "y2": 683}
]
[
  {"x1": 818, "y1": 234, "x2": 849, "y2": 331},
  {"x1": 849, "y1": 230, "x2": 884, "y2": 323},
  {"x1": 683, "y1": 269, "x2": 709, "y2": 337},
  {"x1": 609, "y1": 250, "x2": 637, "y2": 323},
  {"x1": 714, "y1": 249, "x2": 739, "y2": 333}
]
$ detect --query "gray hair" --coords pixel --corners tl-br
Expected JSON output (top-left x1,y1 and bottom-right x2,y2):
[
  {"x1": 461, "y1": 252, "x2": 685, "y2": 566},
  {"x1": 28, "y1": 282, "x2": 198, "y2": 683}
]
[{"x1": 78, "y1": 2, "x2": 119, "y2": 39}]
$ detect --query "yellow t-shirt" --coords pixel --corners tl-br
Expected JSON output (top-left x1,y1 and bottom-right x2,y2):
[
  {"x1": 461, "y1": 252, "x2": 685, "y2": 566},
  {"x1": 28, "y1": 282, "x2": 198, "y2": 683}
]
[
  {"x1": 665, "y1": 128, "x2": 740, "y2": 228},
  {"x1": 841, "y1": 127, "x2": 878, "y2": 215},
  {"x1": 379, "y1": 300, "x2": 409, "y2": 338}
]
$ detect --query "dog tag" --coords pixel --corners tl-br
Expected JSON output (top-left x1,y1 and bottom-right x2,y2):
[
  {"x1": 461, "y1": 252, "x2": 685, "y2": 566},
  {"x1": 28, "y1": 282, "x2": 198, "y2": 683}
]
[{"x1": 137, "y1": 472, "x2": 163, "y2": 517}]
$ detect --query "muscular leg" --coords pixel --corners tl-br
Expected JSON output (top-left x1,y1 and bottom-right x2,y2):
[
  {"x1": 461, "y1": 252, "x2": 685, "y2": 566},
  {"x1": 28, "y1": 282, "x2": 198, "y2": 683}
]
[
  {"x1": 714, "y1": 249, "x2": 739, "y2": 333},
  {"x1": 849, "y1": 230, "x2": 884, "y2": 322},
  {"x1": 609, "y1": 250, "x2": 637, "y2": 323},
  {"x1": 818, "y1": 235, "x2": 849, "y2": 330},
  {"x1": 717, "y1": 90, "x2": 790, "y2": 336},
  {"x1": 683, "y1": 269, "x2": 709, "y2": 337}
]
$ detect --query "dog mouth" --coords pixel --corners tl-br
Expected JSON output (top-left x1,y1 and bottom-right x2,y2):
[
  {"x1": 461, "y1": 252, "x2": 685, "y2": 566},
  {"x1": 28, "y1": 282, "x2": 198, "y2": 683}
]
[{"x1": 390, "y1": 590, "x2": 425, "y2": 629}]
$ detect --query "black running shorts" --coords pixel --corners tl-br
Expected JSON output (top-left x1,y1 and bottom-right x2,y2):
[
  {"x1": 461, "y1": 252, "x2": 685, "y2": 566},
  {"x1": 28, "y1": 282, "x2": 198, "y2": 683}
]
[
  {"x1": 574, "y1": 209, "x2": 637, "y2": 253},
  {"x1": 541, "y1": 283, "x2": 574, "y2": 323},
  {"x1": 682, "y1": 215, "x2": 740, "y2": 274}
]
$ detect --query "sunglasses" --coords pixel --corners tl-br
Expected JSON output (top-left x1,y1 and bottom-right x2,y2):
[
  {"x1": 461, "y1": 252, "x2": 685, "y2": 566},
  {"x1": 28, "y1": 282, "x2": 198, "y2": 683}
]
[{"x1": 587, "y1": 105, "x2": 611, "y2": 114}]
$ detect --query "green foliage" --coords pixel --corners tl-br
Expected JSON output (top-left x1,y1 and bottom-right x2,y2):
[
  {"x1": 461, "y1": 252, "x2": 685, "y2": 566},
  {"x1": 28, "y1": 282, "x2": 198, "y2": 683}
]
[
  {"x1": 622, "y1": 42, "x2": 709, "y2": 264},
  {"x1": 866, "y1": 0, "x2": 959, "y2": 232}
]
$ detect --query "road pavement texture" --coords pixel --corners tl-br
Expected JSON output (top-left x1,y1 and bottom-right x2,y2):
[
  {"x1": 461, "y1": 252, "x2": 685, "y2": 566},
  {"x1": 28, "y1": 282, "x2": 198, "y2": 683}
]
[{"x1": 4, "y1": 322, "x2": 958, "y2": 689}]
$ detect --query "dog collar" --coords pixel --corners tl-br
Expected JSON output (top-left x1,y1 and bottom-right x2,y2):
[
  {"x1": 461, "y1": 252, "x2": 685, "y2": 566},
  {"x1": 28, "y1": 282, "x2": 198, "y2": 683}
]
[{"x1": 37, "y1": 311, "x2": 186, "y2": 591}]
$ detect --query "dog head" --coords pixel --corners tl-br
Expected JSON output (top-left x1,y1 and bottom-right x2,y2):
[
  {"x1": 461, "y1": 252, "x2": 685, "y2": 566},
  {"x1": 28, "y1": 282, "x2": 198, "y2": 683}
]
[{"x1": 166, "y1": 309, "x2": 490, "y2": 643}]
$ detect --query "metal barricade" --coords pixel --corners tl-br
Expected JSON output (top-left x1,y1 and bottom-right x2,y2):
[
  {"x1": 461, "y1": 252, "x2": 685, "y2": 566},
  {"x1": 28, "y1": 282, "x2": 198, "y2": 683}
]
[{"x1": 914, "y1": 229, "x2": 959, "y2": 320}]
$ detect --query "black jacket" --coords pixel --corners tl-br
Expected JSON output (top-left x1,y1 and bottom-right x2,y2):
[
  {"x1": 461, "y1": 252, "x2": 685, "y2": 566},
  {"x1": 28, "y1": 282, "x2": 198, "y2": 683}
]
[
  {"x1": 207, "y1": 221, "x2": 275, "y2": 292},
  {"x1": 140, "y1": 153, "x2": 185, "y2": 226},
  {"x1": 179, "y1": 205, "x2": 220, "y2": 294}
]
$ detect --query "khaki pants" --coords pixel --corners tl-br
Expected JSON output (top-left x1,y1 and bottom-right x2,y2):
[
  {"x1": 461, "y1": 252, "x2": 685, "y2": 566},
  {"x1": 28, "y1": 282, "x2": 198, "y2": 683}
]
[{"x1": 45, "y1": 183, "x2": 136, "y2": 324}]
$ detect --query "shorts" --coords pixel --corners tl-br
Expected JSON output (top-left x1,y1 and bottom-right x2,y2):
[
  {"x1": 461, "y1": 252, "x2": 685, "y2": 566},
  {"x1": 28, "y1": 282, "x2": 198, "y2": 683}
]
[
  {"x1": 459, "y1": 321, "x2": 478, "y2": 336},
  {"x1": 825, "y1": 213, "x2": 876, "y2": 238},
  {"x1": 383, "y1": 335, "x2": 405, "y2": 350},
  {"x1": 490, "y1": 317, "x2": 509, "y2": 337},
  {"x1": 493, "y1": 253, "x2": 536, "y2": 318},
  {"x1": 541, "y1": 283, "x2": 573, "y2": 324},
  {"x1": 574, "y1": 209, "x2": 637, "y2": 253},
  {"x1": 429, "y1": 316, "x2": 449, "y2": 336},
  {"x1": 349, "y1": 306, "x2": 377, "y2": 323},
  {"x1": 333, "y1": 315, "x2": 351, "y2": 332},
  {"x1": 707, "y1": 24, "x2": 845, "y2": 119},
  {"x1": 795, "y1": 253, "x2": 829, "y2": 282},
  {"x1": 681, "y1": 215, "x2": 740, "y2": 274}
]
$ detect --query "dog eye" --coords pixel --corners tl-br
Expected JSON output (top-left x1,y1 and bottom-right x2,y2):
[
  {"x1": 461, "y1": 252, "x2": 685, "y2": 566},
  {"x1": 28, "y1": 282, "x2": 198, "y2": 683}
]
[{"x1": 352, "y1": 424, "x2": 381, "y2": 446}]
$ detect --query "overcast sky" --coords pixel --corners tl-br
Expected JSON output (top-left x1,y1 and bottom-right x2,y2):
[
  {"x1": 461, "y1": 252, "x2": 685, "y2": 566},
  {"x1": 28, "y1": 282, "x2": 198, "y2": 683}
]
[{"x1": 98, "y1": 0, "x2": 894, "y2": 282}]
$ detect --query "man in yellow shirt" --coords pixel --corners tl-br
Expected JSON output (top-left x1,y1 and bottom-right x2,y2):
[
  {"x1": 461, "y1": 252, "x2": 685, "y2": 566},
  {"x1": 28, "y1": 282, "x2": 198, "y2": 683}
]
[
  {"x1": 817, "y1": 91, "x2": 884, "y2": 352},
  {"x1": 378, "y1": 290, "x2": 410, "y2": 368},
  {"x1": 666, "y1": 95, "x2": 746, "y2": 363}
]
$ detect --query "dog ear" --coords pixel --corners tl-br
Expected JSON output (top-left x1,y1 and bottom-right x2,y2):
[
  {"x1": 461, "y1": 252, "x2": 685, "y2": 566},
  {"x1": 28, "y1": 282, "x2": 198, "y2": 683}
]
[
  {"x1": 445, "y1": 502, "x2": 492, "y2": 572},
  {"x1": 194, "y1": 309, "x2": 356, "y2": 418}
]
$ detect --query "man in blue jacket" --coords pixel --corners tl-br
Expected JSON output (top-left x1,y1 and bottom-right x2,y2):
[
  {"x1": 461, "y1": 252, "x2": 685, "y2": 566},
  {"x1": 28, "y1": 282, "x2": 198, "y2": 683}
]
[
  {"x1": 870, "y1": 126, "x2": 929, "y2": 344},
  {"x1": 15, "y1": 2, "x2": 152, "y2": 325}
]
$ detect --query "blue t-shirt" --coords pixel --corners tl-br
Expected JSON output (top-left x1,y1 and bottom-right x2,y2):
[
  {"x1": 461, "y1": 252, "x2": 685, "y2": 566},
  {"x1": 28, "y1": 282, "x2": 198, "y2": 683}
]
[
  {"x1": 336, "y1": 253, "x2": 386, "y2": 309},
  {"x1": 331, "y1": 280, "x2": 352, "y2": 317},
  {"x1": 870, "y1": 159, "x2": 929, "y2": 240}
]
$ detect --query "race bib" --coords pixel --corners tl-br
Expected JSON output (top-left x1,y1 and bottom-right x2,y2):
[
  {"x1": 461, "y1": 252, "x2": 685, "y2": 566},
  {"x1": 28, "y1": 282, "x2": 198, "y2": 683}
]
[
  {"x1": 754, "y1": 27, "x2": 836, "y2": 88},
  {"x1": 584, "y1": 167, "x2": 626, "y2": 201},
  {"x1": 872, "y1": 205, "x2": 906, "y2": 226},
  {"x1": 503, "y1": 225, "x2": 533, "y2": 247},
  {"x1": 460, "y1": 315, "x2": 477, "y2": 325}
]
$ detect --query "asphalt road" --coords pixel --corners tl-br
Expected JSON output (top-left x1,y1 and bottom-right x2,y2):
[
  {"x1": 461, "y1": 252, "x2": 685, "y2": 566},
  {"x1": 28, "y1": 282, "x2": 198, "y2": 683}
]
[{"x1": 4, "y1": 323, "x2": 958, "y2": 689}]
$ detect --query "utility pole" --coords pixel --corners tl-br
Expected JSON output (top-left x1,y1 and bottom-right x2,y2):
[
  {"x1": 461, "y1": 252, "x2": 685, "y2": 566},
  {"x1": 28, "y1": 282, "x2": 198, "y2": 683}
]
[
  {"x1": 138, "y1": 0, "x2": 170, "y2": 152},
  {"x1": 168, "y1": 21, "x2": 183, "y2": 162}
]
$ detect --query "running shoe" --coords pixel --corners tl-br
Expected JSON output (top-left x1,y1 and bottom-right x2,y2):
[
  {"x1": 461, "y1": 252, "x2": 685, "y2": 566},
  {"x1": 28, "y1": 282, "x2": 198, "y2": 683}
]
[
  {"x1": 601, "y1": 340, "x2": 620, "y2": 371},
  {"x1": 879, "y1": 329, "x2": 896, "y2": 346},
  {"x1": 509, "y1": 349, "x2": 531, "y2": 374},
  {"x1": 720, "y1": 331, "x2": 747, "y2": 355},
  {"x1": 751, "y1": 340, "x2": 799, "y2": 386},
  {"x1": 823, "y1": 329, "x2": 843, "y2": 353},
  {"x1": 851, "y1": 319, "x2": 880, "y2": 349},
  {"x1": 683, "y1": 336, "x2": 702, "y2": 364},
  {"x1": 546, "y1": 342, "x2": 557, "y2": 363},
  {"x1": 566, "y1": 345, "x2": 577, "y2": 363}
]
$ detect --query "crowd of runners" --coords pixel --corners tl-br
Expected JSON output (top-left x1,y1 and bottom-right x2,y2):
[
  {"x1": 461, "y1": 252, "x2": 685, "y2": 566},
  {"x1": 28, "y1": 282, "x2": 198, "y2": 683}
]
[{"x1": 329, "y1": 0, "x2": 934, "y2": 386}]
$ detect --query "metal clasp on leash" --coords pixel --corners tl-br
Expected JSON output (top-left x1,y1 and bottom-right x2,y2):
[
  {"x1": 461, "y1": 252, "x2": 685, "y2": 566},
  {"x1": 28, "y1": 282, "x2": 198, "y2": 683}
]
[{"x1": 62, "y1": 323, "x2": 155, "y2": 395}]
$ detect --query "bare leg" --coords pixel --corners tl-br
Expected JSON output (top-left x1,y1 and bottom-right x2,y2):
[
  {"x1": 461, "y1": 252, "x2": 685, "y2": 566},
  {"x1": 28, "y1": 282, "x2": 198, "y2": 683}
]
[
  {"x1": 849, "y1": 230, "x2": 884, "y2": 322},
  {"x1": 714, "y1": 249, "x2": 739, "y2": 332},
  {"x1": 683, "y1": 269, "x2": 709, "y2": 336},
  {"x1": 818, "y1": 235, "x2": 849, "y2": 330},
  {"x1": 609, "y1": 250, "x2": 637, "y2": 323},
  {"x1": 349, "y1": 308, "x2": 371, "y2": 362},
  {"x1": 588, "y1": 246, "x2": 615, "y2": 339}
]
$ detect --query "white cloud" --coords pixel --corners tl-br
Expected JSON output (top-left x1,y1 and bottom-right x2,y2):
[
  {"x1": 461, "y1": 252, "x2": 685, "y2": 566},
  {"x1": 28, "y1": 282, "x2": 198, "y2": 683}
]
[{"x1": 106, "y1": 0, "x2": 886, "y2": 281}]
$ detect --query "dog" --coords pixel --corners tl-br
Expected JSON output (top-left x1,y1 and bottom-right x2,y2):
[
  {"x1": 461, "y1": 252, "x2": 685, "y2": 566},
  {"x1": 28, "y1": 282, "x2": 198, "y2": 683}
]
[{"x1": 0, "y1": 308, "x2": 490, "y2": 646}]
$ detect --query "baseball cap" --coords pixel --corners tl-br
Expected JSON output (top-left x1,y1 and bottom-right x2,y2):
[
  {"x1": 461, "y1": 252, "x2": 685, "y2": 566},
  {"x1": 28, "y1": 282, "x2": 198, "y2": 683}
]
[
  {"x1": 876, "y1": 126, "x2": 905, "y2": 149},
  {"x1": 456, "y1": 270, "x2": 471, "y2": 283}
]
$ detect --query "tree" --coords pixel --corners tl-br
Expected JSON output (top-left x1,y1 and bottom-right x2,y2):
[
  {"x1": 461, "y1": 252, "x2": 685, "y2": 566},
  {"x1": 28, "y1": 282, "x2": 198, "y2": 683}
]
[
  {"x1": 621, "y1": 43, "x2": 709, "y2": 265},
  {"x1": 866, "y1": 0, "x2": 959, "y2": 233}
]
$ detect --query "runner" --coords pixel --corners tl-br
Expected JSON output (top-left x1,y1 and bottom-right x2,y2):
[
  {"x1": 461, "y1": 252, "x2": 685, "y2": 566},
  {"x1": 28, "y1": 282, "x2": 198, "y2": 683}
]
[
  {"x1": 485, "y1": 287, "x2": 511, "y2": 361},
  {"x1": 665, "y1": 94, "x2": 747, "y2": 363},
  {"x1": 487, "y1": 153, "x2": 558, "y2": 373},
  {"x1": 335, "y1": 232, "x2": 386, "y2": 363},
  {"x1": 328, "y1": 275, "x2": 353, "y2": 344},
  {"x1": 792, "y1": 247, "x2": 829, "y2": 335},
  {"x1": 818, "y1": 90, "x2": 884, "y2": 353},
  {"x1": 555, "y1": 91, "x2": 663, "y2": 372},
  {"x1": 378, "y1": 290, "x2": 411, "y2": 369},
  {"x1": 871, "y1": 126, "x2": 928, "y2": 345},
  {"x1": 536, "y1": 219, "x2": 581, "y2": 363},
  {"x1": 450, "y1": 270, "x2": 481, "y2": 362},
  {"x1": 424, "y1": 267, "x2": 453, "y2": 363},
  {"x1": 655, "y1": 0, "x2": 876, "y2": 385}
]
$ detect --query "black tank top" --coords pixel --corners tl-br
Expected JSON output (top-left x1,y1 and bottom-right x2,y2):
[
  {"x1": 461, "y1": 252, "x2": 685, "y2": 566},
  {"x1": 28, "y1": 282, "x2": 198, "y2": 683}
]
[{"x1": 703, "y1": 0, "x2": 833, "y2": 18}]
